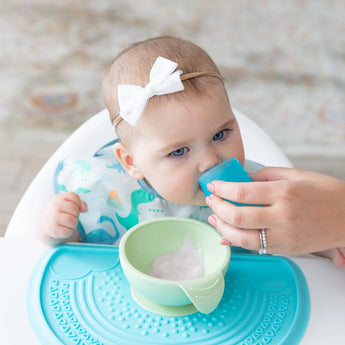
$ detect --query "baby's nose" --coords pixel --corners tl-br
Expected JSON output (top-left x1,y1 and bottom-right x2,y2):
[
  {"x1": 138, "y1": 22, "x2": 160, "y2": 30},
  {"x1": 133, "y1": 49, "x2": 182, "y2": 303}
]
[{"x1": 198, "y1": 150, "x2": 222, "y2": 173}]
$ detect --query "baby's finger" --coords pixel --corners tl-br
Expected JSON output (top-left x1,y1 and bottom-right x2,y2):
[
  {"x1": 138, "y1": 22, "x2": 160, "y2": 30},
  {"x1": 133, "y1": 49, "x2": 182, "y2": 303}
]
[
  {"x1": 51, "y1": 192, "x2": 80, "y2": 211},
  {"x1": 63, "y1": 192, "x2": 87, "y2": 213},
  {"x1": 332, "y1": 248, "x2": 345, "y2": 269},
  {"x1": 80, "y1": 201, "x2": 88, "y2": 213},
  {"x1": 58, "y1": 200, "x2": 82, "y2": 218},
  {"x1": 62, "y1": 192, "x2": 83, "y2": 207},
  {"x1": 50, "y1": 224, "x2": 75, "y2": 239},
  {"x1": 54, "y1": 192, "x2": 87, "y2": 216},
  {"x1": 58, "y1": 212, "x2": 79, "y2": 229}
]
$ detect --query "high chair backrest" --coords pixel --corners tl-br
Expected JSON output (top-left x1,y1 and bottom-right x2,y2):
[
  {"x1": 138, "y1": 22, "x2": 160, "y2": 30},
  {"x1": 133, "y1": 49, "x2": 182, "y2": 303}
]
[{"x1": 5, "y1": 108, "x2": 291, "y2": 239}]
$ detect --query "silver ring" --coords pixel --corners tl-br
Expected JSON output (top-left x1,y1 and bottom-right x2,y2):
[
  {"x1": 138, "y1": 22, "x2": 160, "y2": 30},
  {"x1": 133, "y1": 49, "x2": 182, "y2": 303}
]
[{"x1": 259, "y1": 228, "x2": 267, "y2": 255}]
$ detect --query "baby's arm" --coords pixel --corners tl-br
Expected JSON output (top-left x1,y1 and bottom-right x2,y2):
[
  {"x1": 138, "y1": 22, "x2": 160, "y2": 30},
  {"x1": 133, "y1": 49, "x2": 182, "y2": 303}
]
[{"x1": 35, "y1": 192, "x2": 87, "y2": 245}]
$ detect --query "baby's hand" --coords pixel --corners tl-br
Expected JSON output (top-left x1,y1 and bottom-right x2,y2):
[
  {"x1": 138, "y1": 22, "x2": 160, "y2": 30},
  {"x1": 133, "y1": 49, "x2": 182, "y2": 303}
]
[
  {"x1": 314, "y1": 247, "x2": 345, "y2": 269},
  {"x1": 36, "y1": 192, "x2": 87, "y2": 245}
]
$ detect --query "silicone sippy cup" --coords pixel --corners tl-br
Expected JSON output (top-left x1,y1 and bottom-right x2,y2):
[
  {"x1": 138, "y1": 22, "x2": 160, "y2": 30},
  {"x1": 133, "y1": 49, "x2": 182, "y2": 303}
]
[
  {"x1": 198, "y1": 157, "x2": 253, "y2": 206},
  {"x1": 119, "y1": 217, "x2": 231, "y2": 316}
]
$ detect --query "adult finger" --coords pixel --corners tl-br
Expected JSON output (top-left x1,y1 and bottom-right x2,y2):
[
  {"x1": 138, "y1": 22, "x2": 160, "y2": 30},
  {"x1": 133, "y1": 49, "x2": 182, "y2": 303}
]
[
  {"x1": 208, "y1": 214, "x2": 291, "y2": 255},
  {"x1": 206, "y1": 193, "x2": 272, "y2": 229},
  {"x1": 207, "y1": 180, "x2": 282, "y2": 206},
  {"x1": 208, "y1": 214, "x2": 264, "y2": 252},
  {"x1": 250, "y1": 166, "x2": 320, "y2": 182}
]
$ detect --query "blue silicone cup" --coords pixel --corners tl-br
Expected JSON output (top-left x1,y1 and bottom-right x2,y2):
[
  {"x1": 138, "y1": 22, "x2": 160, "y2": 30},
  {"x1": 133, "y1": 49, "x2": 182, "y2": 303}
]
[{"x1": 198, "y1": 158, "x2": 254, "y2": 206}]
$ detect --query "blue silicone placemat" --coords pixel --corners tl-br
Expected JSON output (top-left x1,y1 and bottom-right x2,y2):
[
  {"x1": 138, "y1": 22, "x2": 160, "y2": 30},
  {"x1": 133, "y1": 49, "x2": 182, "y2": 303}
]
[{"x1": 27, "y1": 244, "x2": 310, "y2": 345}]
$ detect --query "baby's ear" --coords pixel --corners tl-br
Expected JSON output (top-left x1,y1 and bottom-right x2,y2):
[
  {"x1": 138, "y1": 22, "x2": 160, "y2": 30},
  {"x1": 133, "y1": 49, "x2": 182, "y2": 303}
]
[{"x1": 114, "y1": 142, "x2": 144, "y2": 180}]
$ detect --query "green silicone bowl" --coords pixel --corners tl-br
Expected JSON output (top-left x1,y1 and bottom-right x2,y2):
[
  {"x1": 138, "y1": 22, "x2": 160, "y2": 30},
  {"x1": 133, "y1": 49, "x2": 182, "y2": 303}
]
[{"x1": 119, "y1": 217, "x2": 231, "y2": 315}]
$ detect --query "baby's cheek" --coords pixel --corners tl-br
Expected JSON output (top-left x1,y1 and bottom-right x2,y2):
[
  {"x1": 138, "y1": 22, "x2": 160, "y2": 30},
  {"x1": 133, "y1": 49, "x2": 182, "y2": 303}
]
[{"x1": 165, "y1": 180, "x2": 192, "y2": 204}]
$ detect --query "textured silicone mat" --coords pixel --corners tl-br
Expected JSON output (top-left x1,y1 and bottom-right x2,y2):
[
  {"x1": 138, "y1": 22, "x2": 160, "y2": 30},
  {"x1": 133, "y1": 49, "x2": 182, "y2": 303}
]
[{"x1": 27, "y1": 244, "x2": 310, "y2": 345}]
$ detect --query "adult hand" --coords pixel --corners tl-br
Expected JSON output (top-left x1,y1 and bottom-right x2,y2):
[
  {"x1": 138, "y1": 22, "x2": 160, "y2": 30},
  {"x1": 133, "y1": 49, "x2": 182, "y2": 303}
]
[{"x1": 206, "y1": 167, "x2": 345, "y2": 260}]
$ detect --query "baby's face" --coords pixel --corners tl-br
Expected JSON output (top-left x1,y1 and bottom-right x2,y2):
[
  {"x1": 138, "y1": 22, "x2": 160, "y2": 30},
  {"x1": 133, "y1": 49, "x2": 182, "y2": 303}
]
[{"x1": 129, "y1": 87, "x2": 244, "y2": 206}]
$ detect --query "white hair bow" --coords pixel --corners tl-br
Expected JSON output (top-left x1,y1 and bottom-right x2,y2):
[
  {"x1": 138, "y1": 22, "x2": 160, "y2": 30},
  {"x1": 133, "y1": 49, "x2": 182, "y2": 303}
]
[{"x1": 117, "y1": 56, "x2": 185, "y2": 126}]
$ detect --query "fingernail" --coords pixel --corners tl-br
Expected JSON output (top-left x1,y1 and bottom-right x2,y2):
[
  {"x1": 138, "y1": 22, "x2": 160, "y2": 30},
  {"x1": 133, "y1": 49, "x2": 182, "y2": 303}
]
[
  {"x1": 206, "y1": 195, "x2": 213, "y2": 207},
  {"x1": 208, "y1": 214, "x2": 217, "y2": 227},
  {"x1": 207, "y1": 182, "x2": 215, "y2": 193},
  {"x1": 220, "y1": 238, "x2": 232, "y2": 246},
  {"x1": 80, "y1": 202, "x2": 88, "y2": 213}
]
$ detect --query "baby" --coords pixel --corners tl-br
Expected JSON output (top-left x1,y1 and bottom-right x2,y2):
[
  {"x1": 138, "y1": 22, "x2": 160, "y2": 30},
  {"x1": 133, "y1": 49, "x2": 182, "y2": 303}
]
[
  {"x1": 34, "y1": 36, "x2": 343, "y2": 268},
  {"x1": 36, "y1": 36, "x2": 246, "y2": 245}
]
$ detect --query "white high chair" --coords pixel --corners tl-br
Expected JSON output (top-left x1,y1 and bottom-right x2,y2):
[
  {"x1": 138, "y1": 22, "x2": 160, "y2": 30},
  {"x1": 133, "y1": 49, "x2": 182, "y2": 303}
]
[
  {"x1": 5, "y1": 108, "x2": 292, "y2": 239},
  {"x1": 4, "y1": 110, "x2": 345, "y2": 345}
]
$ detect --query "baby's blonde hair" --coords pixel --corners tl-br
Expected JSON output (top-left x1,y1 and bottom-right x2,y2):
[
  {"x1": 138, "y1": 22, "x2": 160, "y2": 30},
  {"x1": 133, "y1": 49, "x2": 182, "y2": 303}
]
[{"x1": 102, "y1": 36, "x2": 225, "y2": 142}]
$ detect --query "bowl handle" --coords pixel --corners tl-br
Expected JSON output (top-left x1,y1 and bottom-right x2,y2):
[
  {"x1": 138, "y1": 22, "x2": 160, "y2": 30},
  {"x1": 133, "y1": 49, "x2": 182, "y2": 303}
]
[{"x1": 178, "y1": 271, "x2": 225, "y2": 314}]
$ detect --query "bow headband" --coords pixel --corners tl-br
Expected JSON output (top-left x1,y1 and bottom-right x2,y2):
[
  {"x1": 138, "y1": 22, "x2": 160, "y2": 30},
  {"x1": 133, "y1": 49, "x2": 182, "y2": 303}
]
[{"x1": 114, "y1": 56, "x2": 223, "y2": 127}]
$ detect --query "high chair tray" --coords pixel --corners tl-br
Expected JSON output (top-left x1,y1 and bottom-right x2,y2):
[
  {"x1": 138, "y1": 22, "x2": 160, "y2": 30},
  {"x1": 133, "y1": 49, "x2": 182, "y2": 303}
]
[{"x1": 27, "y1": 244, "x2": 310, "y2": 345}]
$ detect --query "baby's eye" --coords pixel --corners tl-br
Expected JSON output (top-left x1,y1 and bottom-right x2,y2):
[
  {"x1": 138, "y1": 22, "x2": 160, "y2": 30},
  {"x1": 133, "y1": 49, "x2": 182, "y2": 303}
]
[
  {"x1": 169, "y1": 147, "x2": 189, "y2": 157},
  {"x1": 213, "y1": 130, "x2": 227, "y2": 141}
]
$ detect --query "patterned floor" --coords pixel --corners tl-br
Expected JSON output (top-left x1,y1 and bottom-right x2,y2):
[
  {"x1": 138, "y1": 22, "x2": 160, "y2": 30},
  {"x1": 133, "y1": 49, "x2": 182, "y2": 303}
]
[
  {"x1": 1, "y1": 0, "x2": 345, "y2": 234},
  {"x1": 1, "y1": 0, "x2": 345, "y2": 153}
]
